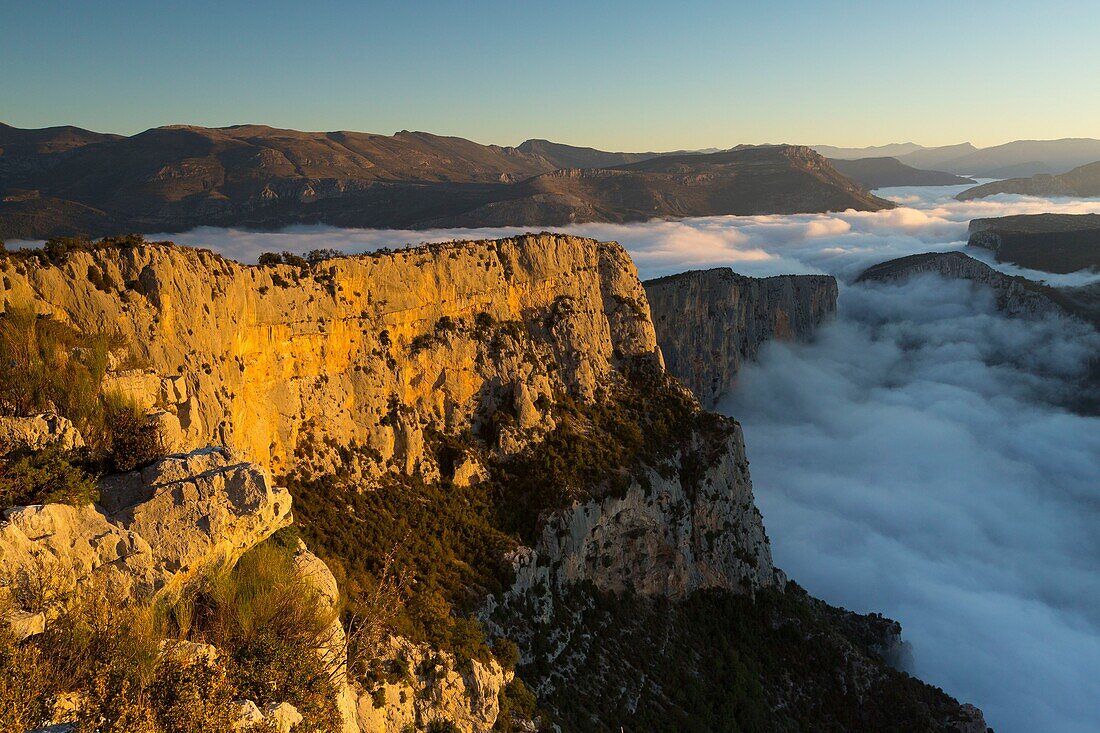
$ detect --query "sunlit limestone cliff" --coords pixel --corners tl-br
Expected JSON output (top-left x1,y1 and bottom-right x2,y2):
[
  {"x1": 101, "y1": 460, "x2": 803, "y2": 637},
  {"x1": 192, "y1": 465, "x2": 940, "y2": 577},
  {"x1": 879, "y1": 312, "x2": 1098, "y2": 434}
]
[{"x1": 0, "y1": 235, "x2": 987, "y2": 732}]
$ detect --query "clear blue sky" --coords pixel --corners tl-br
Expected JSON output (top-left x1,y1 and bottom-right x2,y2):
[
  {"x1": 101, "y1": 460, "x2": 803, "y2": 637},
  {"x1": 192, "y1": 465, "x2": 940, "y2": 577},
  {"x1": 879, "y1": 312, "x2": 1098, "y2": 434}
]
[{"x1": 2, "y1": 0, "x2": 1097, "y2": 150}]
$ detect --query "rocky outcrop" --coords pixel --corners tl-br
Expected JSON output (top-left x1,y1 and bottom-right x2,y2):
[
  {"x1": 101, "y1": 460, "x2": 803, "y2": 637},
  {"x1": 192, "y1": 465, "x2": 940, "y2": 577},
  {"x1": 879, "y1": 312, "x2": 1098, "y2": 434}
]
[
  {"x1": 0, "y1": 448, "x2": 290, "y2": 621},
  {"x1": 967, "y1": 213, "x2": 1100, "y2": 274},
  {"x1": 644, "y1": 268, "x2": 838, "y2": 407},
  {"x1": 355, "y1": 637, "x2": 509, "y2": 733},
  {"x1": 1, "y1": 235, "x2": 661, "y2": 474},
  {"x1": 0, "y1": 413, "x2": 84, "y2": 453},
  {"x1": 505, "y1": 426, "x2": 776, "y2": 612},
  {"x1": 856, "y1": 250, "x2": 1090, "y2": 321}
]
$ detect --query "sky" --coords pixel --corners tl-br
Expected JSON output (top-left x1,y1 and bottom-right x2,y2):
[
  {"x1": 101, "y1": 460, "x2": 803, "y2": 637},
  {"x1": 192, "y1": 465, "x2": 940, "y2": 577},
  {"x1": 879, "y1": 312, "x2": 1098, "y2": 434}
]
[{"x1": 2, "y1": 0, "x2": 1099, "y2": 150}]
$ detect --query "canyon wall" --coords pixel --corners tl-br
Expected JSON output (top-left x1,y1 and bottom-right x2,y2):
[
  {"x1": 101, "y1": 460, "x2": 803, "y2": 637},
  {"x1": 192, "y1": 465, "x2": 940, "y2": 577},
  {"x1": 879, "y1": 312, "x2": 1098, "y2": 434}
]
[
  {"x1": 644, "y1": 267, "x2": 838, "y2": 407},
  {"x1": 0, "y1": 235, "x2": 660, "y2": 474}
]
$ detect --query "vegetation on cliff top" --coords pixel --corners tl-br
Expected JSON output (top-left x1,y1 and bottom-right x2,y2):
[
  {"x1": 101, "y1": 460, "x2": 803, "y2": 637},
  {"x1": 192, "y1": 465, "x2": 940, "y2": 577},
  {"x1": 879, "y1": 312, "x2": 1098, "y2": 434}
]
[{"x1": 0, "y1": 306, "x2": 167, "y2": 506}]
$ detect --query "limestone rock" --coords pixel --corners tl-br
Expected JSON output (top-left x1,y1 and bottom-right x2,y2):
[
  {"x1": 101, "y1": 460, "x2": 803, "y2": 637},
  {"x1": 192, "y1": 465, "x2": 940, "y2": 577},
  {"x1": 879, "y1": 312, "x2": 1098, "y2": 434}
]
[
  {"x1": 355, "y1": 636, "x2": 509, "y2": 733},
  {"x1": 0, "y1": 503, "x2": 158, "y2": 615},
  {"x1": 101, "y1": 368, "x2": 163, "y2": 410},
  {"x1": 160, "y1": 639, "x2": 219, "y2": 666},
  {"x1": 451, "y1": 454, "x2": 487, "y2": 488},
  {"x1": 0, "y1": 447, "x2": 292, "y2": 633},
  {"x1": 262, "y1": 702, "x2": 304, "y2": 733},
  {"x1": 506, "y1": 422, "x2": 775, "y2": 607},
  {"x1": 148, "y1": 409, "x2": 184, "y2": 452},
  {"x1": 107, "y1": 447, "x2": 292, "y2": 593},
  {"x1": 0, "y1": 413, "x2": 84, "y2": 453},
  {"x1": 0, "y1": 235, "x2": 661, "y2": 474},
  {"x1": 232, "y1": 699, "x2": 265, "y2": 728},
  {"x1": 6, "y1": 608, "x2": 45, "y2": 639},
  {"x1": 644, "y1": 268, "x2": 838, "y2": 407}
]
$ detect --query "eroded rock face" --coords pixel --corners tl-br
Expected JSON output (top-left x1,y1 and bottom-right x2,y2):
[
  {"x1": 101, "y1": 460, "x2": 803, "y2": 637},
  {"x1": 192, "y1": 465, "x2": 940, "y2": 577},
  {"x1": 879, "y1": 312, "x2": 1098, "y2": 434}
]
[
  {"x1": 0, "y1": 448, "x2": 290, "y2": 620},
  {"x1": 644, "y1": 268, "x2": 838, "y2": 407},
  {"x1": 354, "y1": 637, "x2": 509, "y2": 733},
  {"x1": 105, "y1": 447, "x2": 293, "y2": 594},
  {"x1": 0, "y1": 414, "x2": 84, "y2": 453},
  {"x1": 505, "y1": 424, "x2": 776, "y2": 613},
  {"x1": 0, "y1": 503, "x2": 158, "y2": 614},
  {"x1": 0, "y1": 236, "x2": 661, "y2": 474}
]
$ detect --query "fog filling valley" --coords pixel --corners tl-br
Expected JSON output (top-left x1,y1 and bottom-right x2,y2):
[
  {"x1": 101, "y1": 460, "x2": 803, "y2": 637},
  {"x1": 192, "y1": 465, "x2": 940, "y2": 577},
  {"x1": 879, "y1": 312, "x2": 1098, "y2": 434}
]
[{"x1": 159, "y1": 186, "x2": 1100, "y2": 732}]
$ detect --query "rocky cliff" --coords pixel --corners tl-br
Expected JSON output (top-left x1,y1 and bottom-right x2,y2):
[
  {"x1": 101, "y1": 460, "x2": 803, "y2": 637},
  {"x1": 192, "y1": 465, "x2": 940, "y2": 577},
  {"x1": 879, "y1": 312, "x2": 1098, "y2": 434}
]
[
  {"x1": 967, "y1": 213, "x2": 1100, "y2": 274},
  {"x1": 0, "y1": 234, "x2": 660, "y2": 474},
  {"x1": 0, "y1": 236, "x2": 987, "y2": 732},
  {"x1": 856, "y1": 251, "x2": 1080, "y2": 319},
  {"x1": 644, "y1": 268, "x2": 838, "y2": 407}
]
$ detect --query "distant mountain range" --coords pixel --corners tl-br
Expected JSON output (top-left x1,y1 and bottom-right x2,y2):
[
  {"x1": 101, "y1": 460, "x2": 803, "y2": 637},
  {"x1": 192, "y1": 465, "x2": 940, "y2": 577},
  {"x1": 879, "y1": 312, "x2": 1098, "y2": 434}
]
[
  {"x1": 829, "y1": 157, "x2": 974, "y2": 188},
  {"x1": 956, "y1": 161, "x2": 1100, "y2": 200},
  {"x1": 0, "y1": 123, "x2": 892, "y2": 239},
  {"x1": 813, "y1": 139, "x2": 1100, "y2": 179}
]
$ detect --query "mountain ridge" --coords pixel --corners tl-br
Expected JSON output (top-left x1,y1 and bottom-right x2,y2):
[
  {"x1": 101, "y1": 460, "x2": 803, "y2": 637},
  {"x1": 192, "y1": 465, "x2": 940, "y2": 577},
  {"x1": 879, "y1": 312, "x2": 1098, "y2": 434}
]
[{"x1": 0, "y1": 124, "x2": 893, "y2": 238}]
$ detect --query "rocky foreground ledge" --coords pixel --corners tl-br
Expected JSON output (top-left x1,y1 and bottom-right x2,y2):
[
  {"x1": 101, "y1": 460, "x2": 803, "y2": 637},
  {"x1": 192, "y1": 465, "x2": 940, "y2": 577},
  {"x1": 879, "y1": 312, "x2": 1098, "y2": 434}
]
[{"x1": 1, "y1": 445, "x2": 514, "y2": 733}]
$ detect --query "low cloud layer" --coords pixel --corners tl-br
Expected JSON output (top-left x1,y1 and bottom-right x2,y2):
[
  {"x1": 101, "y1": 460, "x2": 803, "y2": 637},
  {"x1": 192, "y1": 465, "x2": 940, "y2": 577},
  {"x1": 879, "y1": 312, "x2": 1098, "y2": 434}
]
[
  {"x1": 157, "y1": 184, "x2": 1100, "y2": 287},
  {"x1": 720, "y1": 278, "x2": 1100, "y2": 733},
  {"x1": 159, "y1": 183, "x2": 1100, "y2": 731}
]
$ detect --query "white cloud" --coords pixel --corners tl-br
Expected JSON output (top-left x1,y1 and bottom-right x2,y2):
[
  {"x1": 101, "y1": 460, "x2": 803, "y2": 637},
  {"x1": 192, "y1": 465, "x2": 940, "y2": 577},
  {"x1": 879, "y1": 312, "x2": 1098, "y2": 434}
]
[{"x1": 720, "y1": 275, "x2": 1100, "y2": 733}]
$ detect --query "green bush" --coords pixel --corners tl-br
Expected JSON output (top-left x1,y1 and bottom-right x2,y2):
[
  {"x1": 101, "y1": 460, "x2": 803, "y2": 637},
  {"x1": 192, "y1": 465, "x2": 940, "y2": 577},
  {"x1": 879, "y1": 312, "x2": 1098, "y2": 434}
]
[
  {"x1": 494, "y1": 678, "x2": 538, "y2": 731},
  {"x1": 166, "y1": 540, "x2": 341, "y2": 731},
  {"x1": 0, "y1": 625, "x2": 52, "y2": 733},
  {"x1": 0, "y1": 445, "x2": 99, "y2": 507},
  {"x1": 0, "y1": 306, "x2": 109, "y2": 426},
  {"x1": 101, "y1": 391, "x2": 166, "y2": 472}
]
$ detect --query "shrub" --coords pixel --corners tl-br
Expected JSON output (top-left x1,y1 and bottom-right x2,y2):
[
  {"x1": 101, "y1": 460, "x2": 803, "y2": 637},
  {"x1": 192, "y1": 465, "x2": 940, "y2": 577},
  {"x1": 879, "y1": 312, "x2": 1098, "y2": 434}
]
[
  {"x1": 306, "y1": 248, "x2": 343, "y2": 265},
  {"x1": 169, "y1": 540, "x2": 341, "y2": 731},
  {"x1": 101, "y1": 392, "x2": 166, "y2": 472},
  {"x1": 491, "y1": 638, "x2": 520, "y2": 671},
  {"x1": 0, "y1": 306, "x2": 109, "y2": 425},
  {"x1": 494, "y1": 678, "x2": 538, "y2": 731},
  {"x1": 0, "y1": 624, "x2": 51, "y2": 733},
  {"x1": 426, "y1": 720, "x2": 461, "y2": 733},
  {"x1": 0, "y1": 445, "x2": 99, "y2": 507},
  {"x1": 147, "y1": 657, "x2": 238, "y2": 733}
]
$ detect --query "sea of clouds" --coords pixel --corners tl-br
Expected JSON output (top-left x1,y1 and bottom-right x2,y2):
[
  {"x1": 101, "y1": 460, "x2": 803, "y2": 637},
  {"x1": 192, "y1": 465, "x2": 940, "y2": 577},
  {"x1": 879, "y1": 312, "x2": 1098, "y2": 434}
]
[{"x1": 159, "y1": 185, "x2": 1100, "y2": 732}]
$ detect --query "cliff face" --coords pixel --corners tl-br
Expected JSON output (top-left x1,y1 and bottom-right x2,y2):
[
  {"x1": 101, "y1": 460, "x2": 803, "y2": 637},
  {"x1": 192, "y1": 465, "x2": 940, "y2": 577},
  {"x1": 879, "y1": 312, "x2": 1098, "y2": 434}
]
[
  {"x1": 1, "y1": 237, "x2": 987, "y2": 732},
  {"x1": 644, "y1": 268, "x2": 838, "y2": 407},
  {"x1": 856, "y1": 251, "x2": 1076, "y2": 319},
  {"x1": 967, "y1": 213, "x2": 1100, "y2": 274},
  {"x1": 1, "y1": 235, "x2": 660, "y2": 475}
]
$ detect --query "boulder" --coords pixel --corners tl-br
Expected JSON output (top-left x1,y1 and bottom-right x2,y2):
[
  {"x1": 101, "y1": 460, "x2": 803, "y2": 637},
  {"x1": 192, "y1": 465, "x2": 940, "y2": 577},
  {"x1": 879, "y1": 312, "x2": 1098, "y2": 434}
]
[
  {"x1": 0, "y1": 414, "x2": 84, "y2": 453},
  {"x1": 108, "y1": 447, "x2": 293, "y2": 593}
]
